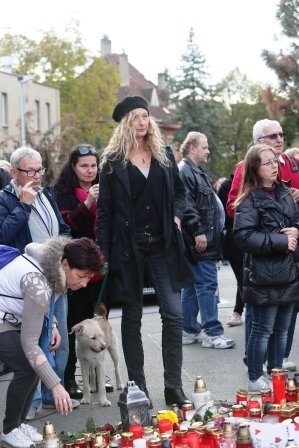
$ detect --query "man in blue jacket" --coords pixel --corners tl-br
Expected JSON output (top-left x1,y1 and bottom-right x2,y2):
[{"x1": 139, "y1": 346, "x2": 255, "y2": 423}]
[{"x1": 0, "y1": 147, "x2": 73, "y2": 418}]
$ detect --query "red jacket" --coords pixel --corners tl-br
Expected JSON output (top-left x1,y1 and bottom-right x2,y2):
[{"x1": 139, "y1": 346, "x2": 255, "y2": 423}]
[{"x1": 226, "y1": 153, "x2": 299, "y2": 218}]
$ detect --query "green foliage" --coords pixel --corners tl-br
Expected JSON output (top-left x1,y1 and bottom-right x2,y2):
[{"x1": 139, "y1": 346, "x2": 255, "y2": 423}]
[
  {"x1": 262, "y1": 0, "x2": 299, "y2": 101},
  {"x1": 0, "y1": 24, "x2": 88, "y2": 84},
  {"x1": 167, "y1": 31, "x2": 266, "y2": 179},
  {"x1": 0, "y1": 25, "x2": 119, "y2": 182}
]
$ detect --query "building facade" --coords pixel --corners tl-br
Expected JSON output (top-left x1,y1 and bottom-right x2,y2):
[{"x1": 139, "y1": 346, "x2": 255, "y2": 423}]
[{"x1": 0, "y1": 71, "x2": 60, "y2": 158}]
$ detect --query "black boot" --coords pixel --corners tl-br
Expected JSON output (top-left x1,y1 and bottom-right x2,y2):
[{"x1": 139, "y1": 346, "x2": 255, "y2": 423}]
[
  {"x1": 138, "y1": 384, "x2": 153, "y2": 409},
  {"x1": 65, "y1": 379, "x2": 83, "y2": 399},
  {"x1": 164, "y1": 387, "x2": 192, "y2": 408}
]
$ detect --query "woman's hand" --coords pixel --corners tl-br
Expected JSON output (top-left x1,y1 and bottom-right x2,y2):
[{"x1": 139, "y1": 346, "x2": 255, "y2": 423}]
[
  {"x1": 174, "y1": 216, "x2": 181, "y2": 230},
  {"x1": 280, "y1": 227, "x2": 299, "y2": 239},
  {"x1": 84, "y1": 184, "x2": 99, "y2": 209},
  {"x1": 49, "y1": 326, "x2": 61, "y2": 351},
  {"x1": 52, "y1": 383, "x2": 73, "y2": 415}
]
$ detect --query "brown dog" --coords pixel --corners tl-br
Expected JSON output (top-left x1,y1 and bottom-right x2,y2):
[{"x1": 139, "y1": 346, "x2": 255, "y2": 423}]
[{"x1": 71, "y1": 315, "x2": 123, "y2": 406}]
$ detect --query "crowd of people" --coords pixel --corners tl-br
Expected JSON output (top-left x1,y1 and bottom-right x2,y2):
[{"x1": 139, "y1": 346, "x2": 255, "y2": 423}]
[{"x1": 0, "y1": 95, "x2": 299, "y2": 447}]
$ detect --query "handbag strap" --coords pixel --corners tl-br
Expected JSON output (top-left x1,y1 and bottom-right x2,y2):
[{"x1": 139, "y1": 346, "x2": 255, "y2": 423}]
[
  {"x1": 94, "y1": 262, "x2": 109, "y2": 316},
  {"x1": 46, "y1": 290, "x2": 56, "y2": 337}
]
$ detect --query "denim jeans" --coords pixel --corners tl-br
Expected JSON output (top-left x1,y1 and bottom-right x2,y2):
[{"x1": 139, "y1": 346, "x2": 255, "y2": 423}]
[
  {"x1": 121, "y1": 235, "x2": 183, "y2": 389},
  {"x1": 285, "y1": 300, "x2": 299, "y2": 358},
  {"x1": 247, "y1": 302, "x2": 294, "y2": 381},
  {"x1": 181, "y1": 260, "x2": 224, "y2": 336},
  {"x1": 244, "y1": 300, "x2": 298, "y2": 366},
  {"x1": 31, "y1": 294, "x2": 69, "y2": 408}
]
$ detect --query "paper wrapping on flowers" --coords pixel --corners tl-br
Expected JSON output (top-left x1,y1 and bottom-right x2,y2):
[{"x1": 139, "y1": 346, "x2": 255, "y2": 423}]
[{"x1": 249, "y1": 421, "x2": 299, "y2": 447}]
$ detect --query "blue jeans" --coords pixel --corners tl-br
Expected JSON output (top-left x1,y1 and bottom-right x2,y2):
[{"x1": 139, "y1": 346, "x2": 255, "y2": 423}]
[
  {"x1": 122, "y1": 235, "x2": 183, "y2": 389},
  {"x1": 31, "y1": 294, "x2": 69, "y2": 408},
  {"x1": 181, "y1": 260, "x2": 224, "y2": 336},
  {"x1": 247, "y1": 302, "x2": 294, "y2": 381}
]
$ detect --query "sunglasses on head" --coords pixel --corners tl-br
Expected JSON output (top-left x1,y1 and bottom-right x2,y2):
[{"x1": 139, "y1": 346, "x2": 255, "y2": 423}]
[
  {"x1": 75, "y1": 145, "x2": 97, "y2": 156},
  {"x1": 259, "y1": 132, "x2": 286, "y2": 141}
]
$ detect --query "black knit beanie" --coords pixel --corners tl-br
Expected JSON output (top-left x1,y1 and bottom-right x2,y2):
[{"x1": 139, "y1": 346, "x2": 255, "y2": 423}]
[{"x1": 112, "y1": 96, "x2": 149, "y2": 122}]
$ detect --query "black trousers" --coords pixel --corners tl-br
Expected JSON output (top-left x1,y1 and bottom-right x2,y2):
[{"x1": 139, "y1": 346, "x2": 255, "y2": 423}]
[
  {"x1": 121, "y1": 235, "x2": 183, "y2": 389},
  {"x1": 0, "y1": 331, "x2": 39, "y2": 433},
  {"x1": 64, "y1": 281, "x2": 102, "y2": 382}
]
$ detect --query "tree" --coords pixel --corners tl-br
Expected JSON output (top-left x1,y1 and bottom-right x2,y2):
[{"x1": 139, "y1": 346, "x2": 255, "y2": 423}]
[
  {"x1": 0, "y1": 23, "x2": 88, "y2": 85},
  {"x1": 0, "y1": 26, "x2": 120, "y2": 179},
  {"x1": 261, "y1": 0, "x2": 299, "y2": 140},
  {"x1": 167, "y1": 31, "x2": 266, "y2": 179}
]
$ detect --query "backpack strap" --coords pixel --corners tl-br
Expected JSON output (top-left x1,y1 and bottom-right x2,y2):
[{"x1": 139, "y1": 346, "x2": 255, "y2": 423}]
[{"x1": 284, "y1": 154, "x2": 299, "y2": 172}]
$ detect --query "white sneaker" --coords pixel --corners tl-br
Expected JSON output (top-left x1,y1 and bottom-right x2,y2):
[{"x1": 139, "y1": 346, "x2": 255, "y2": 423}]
[
  {"x1": 282, "y1": 358, "x2": 297, "y2": 371},
  {"x1": 20, "y1": 423, "x2": 43, "y2": 443},
  {"x1": 227, "y1": 312, "x2": 243, "y2": 326},
  {"x1": 248, "y1": 375, "x2": 273, "y2": 393},
  {"x1": 201, "y1": 332, "x2": 235, "y2": 349},
  {"x1": 182, "y1": 330, "x2": 202, "y2": 345},
  {"x1": 1, "y1": 427, "x2": 33, "y2": 448}
]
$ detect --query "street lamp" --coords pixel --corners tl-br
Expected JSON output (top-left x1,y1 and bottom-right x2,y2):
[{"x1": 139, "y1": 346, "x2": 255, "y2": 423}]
[{"x1": 17, "y1": 75, "x2": 32, "y2": 147}]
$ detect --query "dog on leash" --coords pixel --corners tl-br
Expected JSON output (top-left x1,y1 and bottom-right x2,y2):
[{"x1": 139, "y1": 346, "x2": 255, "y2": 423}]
[{"x1": 71, "y1": 311, "x2": 123, "y2": 406}]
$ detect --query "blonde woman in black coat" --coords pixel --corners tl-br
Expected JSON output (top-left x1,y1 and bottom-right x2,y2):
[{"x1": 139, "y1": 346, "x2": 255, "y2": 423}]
[
  {"x1": 234, "y1": 143, "x2": 299, "y2": 393},
  {"x1": 96, "y1": 96, "x2": 192, "y2": 408}
]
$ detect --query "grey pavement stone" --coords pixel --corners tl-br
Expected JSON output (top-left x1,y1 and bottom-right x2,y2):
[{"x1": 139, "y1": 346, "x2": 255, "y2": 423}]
[{"x1": 0, "y1": 264, "x2": 298, "y2": 436}]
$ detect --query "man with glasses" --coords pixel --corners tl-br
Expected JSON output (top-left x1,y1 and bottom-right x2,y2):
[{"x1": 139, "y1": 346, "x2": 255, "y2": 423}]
[
  {"x1": 227, "y1": 119, "x2": 299, "y2": 373},
  {"x1": 0, "y1": 147, "x2": 72, "y2": 419},
  {"x1": 227, "y1": 119, "x2": 299, "y2": 217}
]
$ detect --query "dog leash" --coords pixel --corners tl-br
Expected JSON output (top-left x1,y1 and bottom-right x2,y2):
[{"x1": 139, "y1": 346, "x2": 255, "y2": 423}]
[{"x1": 94, "y1": 262, "x2": 109, "y2": 316}]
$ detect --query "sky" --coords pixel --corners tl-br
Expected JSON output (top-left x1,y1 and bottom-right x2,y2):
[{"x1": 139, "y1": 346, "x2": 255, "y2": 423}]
[{"x1": 0, "y1": 0, "x2": 287, "y2": 87}]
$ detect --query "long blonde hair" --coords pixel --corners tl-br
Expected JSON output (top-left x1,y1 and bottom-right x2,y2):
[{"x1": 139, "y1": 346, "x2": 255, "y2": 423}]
[{"x1": 99, "y1": 111, "x2": 170, "y2": 169}]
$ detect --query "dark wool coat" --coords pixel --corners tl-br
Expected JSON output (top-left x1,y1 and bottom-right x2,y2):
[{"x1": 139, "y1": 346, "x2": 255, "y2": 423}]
[
  {"x1": 234, "y1": 184, "x2": 299, "y2": 306},
  {"x1": 96, "y1": 149, "x2": 192, "y2": 303}
]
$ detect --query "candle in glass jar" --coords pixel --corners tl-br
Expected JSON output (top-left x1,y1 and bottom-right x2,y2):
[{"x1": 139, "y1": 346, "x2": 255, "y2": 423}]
[{"x1": 272, "y1": 368, "x2": 286, "y2": 404}]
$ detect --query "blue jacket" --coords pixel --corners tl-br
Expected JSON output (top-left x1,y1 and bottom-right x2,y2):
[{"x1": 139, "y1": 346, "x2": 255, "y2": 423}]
[{"x1": 0, "y1": 182, "x2": 71, "y2": 252}]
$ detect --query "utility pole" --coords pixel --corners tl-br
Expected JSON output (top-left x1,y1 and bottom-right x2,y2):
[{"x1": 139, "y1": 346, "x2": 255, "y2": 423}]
[{"x1": 17, "y1": 75, "x2": 32, "y2": 147}]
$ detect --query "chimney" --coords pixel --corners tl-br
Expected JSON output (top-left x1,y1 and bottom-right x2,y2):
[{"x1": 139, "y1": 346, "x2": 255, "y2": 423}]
[
  {"x1": 101, "y1": 35, "x2": 111, "y2": 57},
  {"x1": 119, "y1": 52, "x2": 129, "y2": 87},
  {"x1": 158, "y1": 72, "x2": 167, "y2": 91}
]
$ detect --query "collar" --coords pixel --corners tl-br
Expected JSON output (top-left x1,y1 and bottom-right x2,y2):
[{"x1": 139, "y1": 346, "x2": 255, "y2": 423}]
[{"x1": 279, "y1": 154, "x2": 285, "y2": 164}]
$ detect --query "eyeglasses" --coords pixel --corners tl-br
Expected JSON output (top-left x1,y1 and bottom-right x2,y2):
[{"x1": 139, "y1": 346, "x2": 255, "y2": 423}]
[
  {"x1": 259, "y1": 132, "x2": 286, "y2": 140},
  {"x1": 17, "y1": 167, "x2": 46, "y2": 177},
  {"x1": 260, "y1": 158, "x2": 280, "y2": 167},
  {"x1": 76, "y1": 145, "x2": 97, "y2": 156}
]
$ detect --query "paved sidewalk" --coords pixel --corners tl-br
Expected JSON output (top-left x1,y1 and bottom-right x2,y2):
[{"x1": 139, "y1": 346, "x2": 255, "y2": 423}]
[{"x1": 0, "y1": 264, "x2": 298, "y2": 436}]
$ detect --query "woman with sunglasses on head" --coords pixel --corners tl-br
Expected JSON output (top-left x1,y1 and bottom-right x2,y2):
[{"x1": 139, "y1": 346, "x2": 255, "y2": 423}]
[
  {"x1": 234, "y1": 143, "x2": 299, "y2": 393},
  {"x1": 53, "y1": 144, "x2": 103, "y2": 399},
  {"x1": 96, "y1": 96, "x2": 193, "y2": 408}
]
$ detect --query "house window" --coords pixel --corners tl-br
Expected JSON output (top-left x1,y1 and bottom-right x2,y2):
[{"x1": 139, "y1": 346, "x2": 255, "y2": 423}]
[
  {"x1": 1, "y1": 93, "x2": 8, "y2": 127},
  {"x1": 45, "y1": 102, "x2": 51, "y2": 130},
  {"x1": 35, "y1": 100, "x2": 40, "y2": 131}
]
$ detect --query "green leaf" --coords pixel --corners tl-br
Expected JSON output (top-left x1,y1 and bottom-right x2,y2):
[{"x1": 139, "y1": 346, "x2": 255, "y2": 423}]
[{"x1": 86, "y1": 417, "x2": 96, "y2": 433}]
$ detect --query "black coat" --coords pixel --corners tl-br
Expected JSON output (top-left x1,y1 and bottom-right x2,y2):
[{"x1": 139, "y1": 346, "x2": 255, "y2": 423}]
[
  {"x1": 96, "y1": 149, "x2": 192, "y2": 303},
  {"x1": 234, "y1": 184, "x2": 299, "y2": 306},
  {"x1": 179, "y1": 157, "x2": 222, "y2": 260}
]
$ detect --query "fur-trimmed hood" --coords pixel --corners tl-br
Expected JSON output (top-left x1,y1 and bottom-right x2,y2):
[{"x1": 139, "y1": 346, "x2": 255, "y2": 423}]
[{"x1": 24, "y1": 236, "x2": 71, "y2": 296}]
